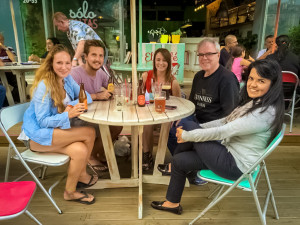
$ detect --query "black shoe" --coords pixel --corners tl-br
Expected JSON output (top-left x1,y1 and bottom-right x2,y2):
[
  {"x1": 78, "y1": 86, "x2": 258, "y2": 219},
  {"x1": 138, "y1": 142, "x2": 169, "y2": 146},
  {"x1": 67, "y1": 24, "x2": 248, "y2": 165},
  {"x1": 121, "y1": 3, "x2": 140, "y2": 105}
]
[
  {"x1": 142, "y1": 152, "x2": 153, "y2": 171},
  {"x1": 151, "y1": 201, "x2": 182, "y2": 215},
  {"x1": 157, "y1": 163, "x2": 171, "y2": 176}
]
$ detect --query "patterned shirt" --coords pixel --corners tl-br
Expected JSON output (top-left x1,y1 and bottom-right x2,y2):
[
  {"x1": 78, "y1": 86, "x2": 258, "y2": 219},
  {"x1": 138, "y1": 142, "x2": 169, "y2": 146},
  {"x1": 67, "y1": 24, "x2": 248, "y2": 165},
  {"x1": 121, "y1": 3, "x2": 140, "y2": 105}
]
[
  {"x1": 0, "y1": 46, "x2": 16, "y2": 62},
  {"x1": 67, "y1": 20, "x2": 101, "y2": 50}
]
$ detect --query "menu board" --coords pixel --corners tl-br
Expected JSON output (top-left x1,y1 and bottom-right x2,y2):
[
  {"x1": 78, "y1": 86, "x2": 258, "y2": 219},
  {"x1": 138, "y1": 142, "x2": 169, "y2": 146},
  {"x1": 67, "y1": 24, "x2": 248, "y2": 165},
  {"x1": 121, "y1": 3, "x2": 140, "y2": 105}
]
[{"x1": 139, "y1": 43, "x2": 185, "y2": 84}]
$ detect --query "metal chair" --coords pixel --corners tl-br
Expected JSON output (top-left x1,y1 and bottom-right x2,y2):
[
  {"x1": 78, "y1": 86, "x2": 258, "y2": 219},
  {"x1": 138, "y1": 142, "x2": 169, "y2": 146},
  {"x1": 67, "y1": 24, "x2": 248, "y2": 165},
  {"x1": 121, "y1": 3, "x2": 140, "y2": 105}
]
[
  {"x1": 0, "y1": 181, "x2": 42, "y2": 225},
  {"x1": 0, "y1": 103, "x2": 70, "y2": 214},
  {"x1": 189, "y1": 124, "x2": 286, "y2": 225},
  {"x1": 282, "y1": 71, "x2": 299, "y2": 132}
]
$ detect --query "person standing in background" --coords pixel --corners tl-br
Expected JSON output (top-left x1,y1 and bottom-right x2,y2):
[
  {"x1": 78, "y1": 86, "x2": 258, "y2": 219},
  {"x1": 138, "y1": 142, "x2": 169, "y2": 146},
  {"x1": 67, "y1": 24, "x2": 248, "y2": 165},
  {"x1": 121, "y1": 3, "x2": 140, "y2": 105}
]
[
  {"x1": 219, "y1": 34, "x2": 238, "y2": 67},
  {"x1": 53, "y1": 12, "x2": 107, "y2": 67}
]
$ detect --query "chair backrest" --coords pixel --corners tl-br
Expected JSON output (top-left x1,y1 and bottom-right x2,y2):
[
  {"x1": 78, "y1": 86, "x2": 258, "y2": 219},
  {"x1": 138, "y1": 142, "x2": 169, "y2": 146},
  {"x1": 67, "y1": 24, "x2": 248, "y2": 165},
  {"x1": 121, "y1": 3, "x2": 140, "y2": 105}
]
[
  {"x1": 245, "y1": 124, "x2": 286, "y2": 175},
  {"x1": 0, "y1": 102, "x2": 30, "y2": 131},
  {"x1": 282, "y1": 71, "x2": 299, "y2": 87},
  {"x1": 0, "y1": 181, "x2": 36, "y2": 218}
]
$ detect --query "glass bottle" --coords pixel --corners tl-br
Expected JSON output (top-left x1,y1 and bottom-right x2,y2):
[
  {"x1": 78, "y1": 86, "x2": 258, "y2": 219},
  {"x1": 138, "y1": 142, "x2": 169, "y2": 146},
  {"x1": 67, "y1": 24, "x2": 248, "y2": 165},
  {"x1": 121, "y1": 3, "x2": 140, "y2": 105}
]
[
  {"x1": 107, "y1": 75, "x2": 115, "y2": 93},
  {"x1": 137, "y1": 78, "x2": 145, "y2": 107},
  {"x1": 79, "y1": 83, "x2": 88, "y2": 112}
]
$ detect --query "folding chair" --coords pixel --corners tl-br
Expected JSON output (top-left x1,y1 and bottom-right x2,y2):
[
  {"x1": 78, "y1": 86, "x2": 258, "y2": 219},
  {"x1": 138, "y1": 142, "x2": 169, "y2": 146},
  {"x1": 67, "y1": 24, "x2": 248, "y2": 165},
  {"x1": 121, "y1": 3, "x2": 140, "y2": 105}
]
[
  {"x1": 282, "y1": 71, "x2": 299, "y2": 132},
  {"x1": 0, "y1": 103, "x2": 70, "y2": 214},
  {"x1": 0, "y1": 181, "x2": 42, "y2": 225},
  {"x1": 189, "y1": 124, "x2": 286, "y2": 225}
]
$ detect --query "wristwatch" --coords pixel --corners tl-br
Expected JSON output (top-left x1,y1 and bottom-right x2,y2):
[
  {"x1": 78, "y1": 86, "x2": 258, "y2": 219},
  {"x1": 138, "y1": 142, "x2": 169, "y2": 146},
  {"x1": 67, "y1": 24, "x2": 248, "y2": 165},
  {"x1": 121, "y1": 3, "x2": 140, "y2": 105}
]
[{"x1": 73, "y1": 57, "x2": 78, "y2": 61}]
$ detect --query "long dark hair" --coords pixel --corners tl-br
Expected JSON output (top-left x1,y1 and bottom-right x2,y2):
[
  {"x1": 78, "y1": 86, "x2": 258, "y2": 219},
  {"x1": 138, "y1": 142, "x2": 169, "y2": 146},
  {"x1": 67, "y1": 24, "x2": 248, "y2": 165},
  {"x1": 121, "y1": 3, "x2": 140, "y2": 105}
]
[
  {"x1": 225, "y1": 44, "x2": 245, "y2": 71},
  {"x1": 274, "y1": 35, "x2": 290, "y2": 62},
  {"x1": 240, "y1": 59, "x2": 284, "y2": 144},
  {"x1": 152, "y1": 48, "x2": 172, "y2": 83},
  {"x1": 48, "y1": 37, "x2": 60, "y2": 45}
]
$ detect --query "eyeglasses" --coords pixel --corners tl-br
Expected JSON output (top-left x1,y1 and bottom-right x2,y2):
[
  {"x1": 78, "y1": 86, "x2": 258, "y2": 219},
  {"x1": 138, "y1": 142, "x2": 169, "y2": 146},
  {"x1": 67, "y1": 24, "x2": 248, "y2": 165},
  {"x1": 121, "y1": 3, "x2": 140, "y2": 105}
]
[{"x1": 197, "y1": 52, "x2": 218, "y2": 58}]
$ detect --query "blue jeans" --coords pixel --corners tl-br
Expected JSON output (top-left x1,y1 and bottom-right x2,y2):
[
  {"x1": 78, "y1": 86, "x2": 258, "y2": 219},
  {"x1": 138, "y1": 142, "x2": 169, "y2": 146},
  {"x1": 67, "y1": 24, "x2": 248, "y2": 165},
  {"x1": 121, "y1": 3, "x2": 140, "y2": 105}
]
[
  {"x1": 0, "y1": 85, "x2": 6, "y2": 109},
  {"x1": 167, "y1": 114, "x2": 199, "y2": 155}
]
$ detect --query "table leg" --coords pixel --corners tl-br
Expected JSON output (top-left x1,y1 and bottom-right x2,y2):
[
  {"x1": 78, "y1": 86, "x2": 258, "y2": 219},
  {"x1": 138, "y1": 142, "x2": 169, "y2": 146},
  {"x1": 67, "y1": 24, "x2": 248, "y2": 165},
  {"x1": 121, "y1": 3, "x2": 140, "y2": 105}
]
[
  {"x1": 143, "y1": 122, "x2": 190, "y2": 187},
  {"x1": 0, "y1": 71, "x2": 14, "y2": 105},
  {"x1": 138, "y1": 125, "x2": 143, "y2": 219},
  {"x1": 12, "y1": 70, "x2": 27, "y2": 103},
  {"x1": 99, "y1": 124, "x2": 120, "y2": 181},
  {"x1": 153, "y1": 122, "x2": 170, "y2": 176},
  {"x1": 131, "y1": 126, "x2": 138, "y2": 179}
]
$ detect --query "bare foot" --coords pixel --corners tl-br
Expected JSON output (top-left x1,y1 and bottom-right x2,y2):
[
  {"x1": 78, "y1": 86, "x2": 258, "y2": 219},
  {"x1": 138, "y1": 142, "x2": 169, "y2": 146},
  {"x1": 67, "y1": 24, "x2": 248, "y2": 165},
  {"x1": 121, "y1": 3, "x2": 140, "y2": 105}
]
[{"x1": 64, "y1": 190, "x2": 94, "y2": 203}]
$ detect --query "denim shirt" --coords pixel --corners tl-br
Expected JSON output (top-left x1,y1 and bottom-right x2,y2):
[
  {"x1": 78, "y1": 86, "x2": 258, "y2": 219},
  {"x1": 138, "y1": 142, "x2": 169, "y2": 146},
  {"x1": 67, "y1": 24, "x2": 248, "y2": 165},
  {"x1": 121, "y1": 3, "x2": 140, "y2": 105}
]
[{"x1": 22, "y1": 75, "x2": 92, "y2": 146}]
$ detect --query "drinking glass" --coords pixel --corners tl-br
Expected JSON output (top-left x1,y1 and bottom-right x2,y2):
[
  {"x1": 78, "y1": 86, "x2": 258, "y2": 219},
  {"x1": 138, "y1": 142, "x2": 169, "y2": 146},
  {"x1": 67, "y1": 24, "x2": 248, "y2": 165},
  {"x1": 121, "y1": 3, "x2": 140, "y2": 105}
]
[
  {"x1": 162, "y1": 82, "x2": 171, "y2": 100},
  {"x1": 155, "y1": 91, "x2": 166, "y2": 113},
  {"x1": 115, "y1": 85, "x2": 124, "y2": 111}
]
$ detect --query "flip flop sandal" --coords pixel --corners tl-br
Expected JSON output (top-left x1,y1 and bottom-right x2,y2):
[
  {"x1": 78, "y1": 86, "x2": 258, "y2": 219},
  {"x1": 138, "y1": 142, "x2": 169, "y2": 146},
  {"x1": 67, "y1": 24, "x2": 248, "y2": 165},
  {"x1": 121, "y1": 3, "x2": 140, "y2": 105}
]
[
  {"x1": 88, "y1": 162, "x2": 109, "y2": 174},
  {"x1": 67, "y1": 191, "x2": 95, "y2": 205},
  {"x1": 76, "y1": 174, "x2": 98, "y2": 189}
]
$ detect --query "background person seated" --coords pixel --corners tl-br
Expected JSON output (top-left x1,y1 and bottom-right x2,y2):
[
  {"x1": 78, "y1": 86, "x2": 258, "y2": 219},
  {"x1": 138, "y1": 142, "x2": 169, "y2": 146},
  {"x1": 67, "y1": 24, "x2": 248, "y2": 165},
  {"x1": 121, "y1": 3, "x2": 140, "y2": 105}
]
[
  {"x1": 266, "y1": 35, "x2": 300, "y2": 99},
  {"x1": 226, "y1": 45, "x2": 254, "y2": 83},
  {"x1": 0, "y1": 32, "x2": 21, "y2": 104},
  {"x1": 28, "y1": 37, "x2": 60, "y2": 63}
]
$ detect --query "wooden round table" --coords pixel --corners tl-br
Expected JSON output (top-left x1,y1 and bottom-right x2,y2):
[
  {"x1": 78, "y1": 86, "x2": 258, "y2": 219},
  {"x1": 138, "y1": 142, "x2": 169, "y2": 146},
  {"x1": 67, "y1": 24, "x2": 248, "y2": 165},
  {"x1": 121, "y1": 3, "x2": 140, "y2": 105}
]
[{"x1": 79, "y1": 96, "x2": 195, "y2": 218}]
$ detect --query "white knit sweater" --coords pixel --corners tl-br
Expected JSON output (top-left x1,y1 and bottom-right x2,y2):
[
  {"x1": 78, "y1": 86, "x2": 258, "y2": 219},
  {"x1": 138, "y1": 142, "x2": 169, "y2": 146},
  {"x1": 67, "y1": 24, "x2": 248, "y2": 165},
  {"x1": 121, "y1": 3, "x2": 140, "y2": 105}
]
[{"x1": 181, "y1": 107, "x2": 275, "y2": 173}]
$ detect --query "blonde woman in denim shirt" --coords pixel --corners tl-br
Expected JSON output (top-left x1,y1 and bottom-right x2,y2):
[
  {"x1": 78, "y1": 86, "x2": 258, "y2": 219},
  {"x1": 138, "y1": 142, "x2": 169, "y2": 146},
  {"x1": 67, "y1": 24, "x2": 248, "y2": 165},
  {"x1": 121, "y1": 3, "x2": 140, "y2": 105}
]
[{"x1": 20, "y1": 45, "x2": 97, "y2": 204}]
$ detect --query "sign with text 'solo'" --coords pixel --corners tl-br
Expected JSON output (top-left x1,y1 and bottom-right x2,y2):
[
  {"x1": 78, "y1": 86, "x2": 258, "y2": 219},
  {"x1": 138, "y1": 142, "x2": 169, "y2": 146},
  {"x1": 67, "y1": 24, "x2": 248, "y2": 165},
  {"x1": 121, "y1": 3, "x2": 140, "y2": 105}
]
[{"x1": 139, "y1": 43, "x2": 185, "y2": 85}]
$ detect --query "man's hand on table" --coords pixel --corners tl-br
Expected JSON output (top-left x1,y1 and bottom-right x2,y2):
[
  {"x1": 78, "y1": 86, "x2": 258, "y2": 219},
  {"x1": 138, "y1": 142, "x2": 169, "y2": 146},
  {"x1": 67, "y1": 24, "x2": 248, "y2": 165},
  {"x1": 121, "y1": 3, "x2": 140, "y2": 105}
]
[{"x1": 96, "y1": 89, "x2": 112, "y2": 100}]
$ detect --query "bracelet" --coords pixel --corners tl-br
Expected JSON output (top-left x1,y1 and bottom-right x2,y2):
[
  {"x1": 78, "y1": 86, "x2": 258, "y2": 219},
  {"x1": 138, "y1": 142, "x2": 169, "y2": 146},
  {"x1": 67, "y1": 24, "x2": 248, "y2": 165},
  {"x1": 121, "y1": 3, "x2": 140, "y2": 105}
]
[{"x1": 73, "y1": 57, "x2": 78, "y2": 61}]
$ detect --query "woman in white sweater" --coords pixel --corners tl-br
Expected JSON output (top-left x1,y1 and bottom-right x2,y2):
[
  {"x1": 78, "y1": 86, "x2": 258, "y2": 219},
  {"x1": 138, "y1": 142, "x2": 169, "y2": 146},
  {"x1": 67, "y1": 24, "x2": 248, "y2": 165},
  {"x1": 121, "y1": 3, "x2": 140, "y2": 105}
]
[{"x1": 151, "y1": 59, "x2": 285, "y2": 215}]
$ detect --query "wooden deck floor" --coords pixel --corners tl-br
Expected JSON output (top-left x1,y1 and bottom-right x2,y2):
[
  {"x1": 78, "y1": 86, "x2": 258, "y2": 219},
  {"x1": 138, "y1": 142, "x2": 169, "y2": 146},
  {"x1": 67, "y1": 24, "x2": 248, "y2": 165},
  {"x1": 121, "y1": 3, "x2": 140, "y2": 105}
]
[{"x1": 1, "y1": 145, "x2": 300, "y2": 225}]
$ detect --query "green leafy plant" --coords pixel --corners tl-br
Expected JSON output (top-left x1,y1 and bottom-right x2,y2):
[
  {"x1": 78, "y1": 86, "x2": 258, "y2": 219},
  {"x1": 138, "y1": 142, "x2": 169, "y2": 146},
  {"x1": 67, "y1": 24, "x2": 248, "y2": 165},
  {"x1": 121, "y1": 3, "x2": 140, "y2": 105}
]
[
  {"x1": 288, "y1": 24, "x2": 300, "y2": 56},
  {"x1": 238, "y1": 33, "x2": 258, "y2": 58}
]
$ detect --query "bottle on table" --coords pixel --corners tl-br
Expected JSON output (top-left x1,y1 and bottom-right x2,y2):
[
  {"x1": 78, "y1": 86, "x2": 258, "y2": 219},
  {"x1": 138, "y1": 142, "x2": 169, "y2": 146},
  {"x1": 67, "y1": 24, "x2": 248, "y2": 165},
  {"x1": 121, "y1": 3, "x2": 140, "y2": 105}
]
[
  {"x1": 145, "y1": 90, "x2": 150, "y2": 105},
  {"x1": 149, "y1": 78, "x2": 155, "y2": 104},
  {"x1": 137, "y1": 78, "x2": 145, "y2": 107},
  {"x1": 79, "y1": 83, "x2": 88, "y2": 112},
  {"x1": 107, "y1": 75, "x2": 115, "y2": 94}
]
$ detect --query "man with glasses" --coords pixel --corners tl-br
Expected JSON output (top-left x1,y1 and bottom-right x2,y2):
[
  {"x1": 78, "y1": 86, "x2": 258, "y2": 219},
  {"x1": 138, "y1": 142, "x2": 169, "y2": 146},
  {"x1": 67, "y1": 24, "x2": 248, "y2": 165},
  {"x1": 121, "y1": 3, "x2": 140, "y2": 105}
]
[
  {"x1": 219, "y1": 34, "x2": 238, "y2": 67},
  {"x1": 162, "y1": 38, "x2": 239, "y2": 185}
]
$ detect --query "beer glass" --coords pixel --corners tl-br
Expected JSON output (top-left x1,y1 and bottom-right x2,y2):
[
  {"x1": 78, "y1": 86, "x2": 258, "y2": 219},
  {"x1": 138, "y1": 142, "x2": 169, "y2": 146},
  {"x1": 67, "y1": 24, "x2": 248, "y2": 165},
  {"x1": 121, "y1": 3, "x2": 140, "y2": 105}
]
[
  {"x1": 115, "y1": 85, "x2": 124, "y2": 111},
  {"x1": 162, "y1": 82, "x2": 171, "y2": 100},
  {"x1": 155, "y1": 91, "x2": 166, "y2": 113}
]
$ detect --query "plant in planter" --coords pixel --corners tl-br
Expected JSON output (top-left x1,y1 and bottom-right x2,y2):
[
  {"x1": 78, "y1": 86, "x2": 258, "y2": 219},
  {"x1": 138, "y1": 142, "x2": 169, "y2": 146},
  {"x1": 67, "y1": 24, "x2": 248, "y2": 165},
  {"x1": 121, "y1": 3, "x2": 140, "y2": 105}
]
[
  {"x1": 147, "y1": 27, "x2": 167, "y2": 43},
  {"x1": 288, "y1": 24, "x2": 300, "y2": 56}
]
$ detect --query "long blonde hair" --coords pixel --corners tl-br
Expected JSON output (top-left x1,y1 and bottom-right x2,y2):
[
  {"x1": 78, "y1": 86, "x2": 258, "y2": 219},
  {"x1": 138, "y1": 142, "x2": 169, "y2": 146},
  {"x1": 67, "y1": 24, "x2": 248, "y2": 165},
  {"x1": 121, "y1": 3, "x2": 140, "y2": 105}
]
[{"x1": 31, "y1": 44, "x2": 72, "y2": 113}]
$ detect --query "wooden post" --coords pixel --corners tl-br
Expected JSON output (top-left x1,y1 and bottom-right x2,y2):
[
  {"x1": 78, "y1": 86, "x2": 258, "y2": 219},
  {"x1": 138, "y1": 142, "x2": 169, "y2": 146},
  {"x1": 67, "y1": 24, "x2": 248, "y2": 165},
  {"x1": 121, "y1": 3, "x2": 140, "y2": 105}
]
[
  {"x1": 10, "y1": 0, "x2": 21, "y2": 63},
  {"x1": 272, "y1": 0, "x2": 281, "y2": 53},
  {"x1": 130, "y1": 0, "x2": 137, "y2": 104}
]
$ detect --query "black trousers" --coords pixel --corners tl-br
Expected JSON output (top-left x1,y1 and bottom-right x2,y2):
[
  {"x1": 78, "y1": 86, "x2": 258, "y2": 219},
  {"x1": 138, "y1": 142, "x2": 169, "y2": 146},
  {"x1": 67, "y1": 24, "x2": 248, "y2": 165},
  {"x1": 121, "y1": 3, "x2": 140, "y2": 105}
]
[{"x1": 166, "y1": 121, "x2": 243, "y2": 203}]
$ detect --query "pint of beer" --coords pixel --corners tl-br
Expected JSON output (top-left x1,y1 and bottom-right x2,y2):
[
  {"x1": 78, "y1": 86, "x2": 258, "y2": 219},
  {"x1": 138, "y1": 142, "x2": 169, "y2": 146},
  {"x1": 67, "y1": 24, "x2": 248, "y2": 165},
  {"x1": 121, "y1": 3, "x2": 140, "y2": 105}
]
[
  {"x1": 155, "y1": 91, "x2": 166, "y2": 113},
  {"x1": 162, "y1": 83, "x2": 171, "y2": 100}
]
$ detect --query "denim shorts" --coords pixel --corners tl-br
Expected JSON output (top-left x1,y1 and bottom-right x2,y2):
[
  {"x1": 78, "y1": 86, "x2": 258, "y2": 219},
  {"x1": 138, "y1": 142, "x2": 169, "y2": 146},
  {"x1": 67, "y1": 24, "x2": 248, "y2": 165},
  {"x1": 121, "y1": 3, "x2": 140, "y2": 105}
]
[{"x1": 22, "y1": 139, "x2": 31, "y2": 149}]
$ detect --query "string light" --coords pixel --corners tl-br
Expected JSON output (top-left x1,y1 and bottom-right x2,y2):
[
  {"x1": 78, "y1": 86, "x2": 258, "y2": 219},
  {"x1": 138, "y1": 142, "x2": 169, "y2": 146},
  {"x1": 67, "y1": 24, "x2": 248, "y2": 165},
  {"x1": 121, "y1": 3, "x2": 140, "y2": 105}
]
[{"x1": 194, "y1": 4, "x2": 205, "y2": 12}]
